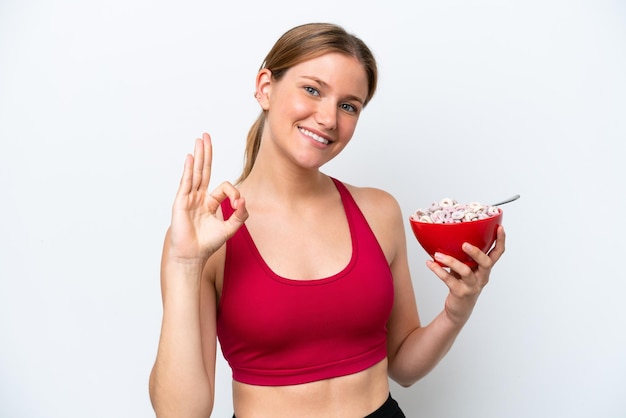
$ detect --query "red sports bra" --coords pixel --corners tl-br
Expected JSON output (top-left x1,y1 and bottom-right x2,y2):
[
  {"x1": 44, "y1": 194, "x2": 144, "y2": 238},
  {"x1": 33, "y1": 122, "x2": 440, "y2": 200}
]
[{"x1": 216, "y1": 178, "x2": 394, "y2": 386}]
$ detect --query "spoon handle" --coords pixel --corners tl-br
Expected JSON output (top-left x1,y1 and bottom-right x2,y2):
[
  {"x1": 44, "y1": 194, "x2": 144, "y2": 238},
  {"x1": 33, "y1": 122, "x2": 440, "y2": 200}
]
[{"x1": 492, "y1": 194, "x2": 521, "y2": 206}]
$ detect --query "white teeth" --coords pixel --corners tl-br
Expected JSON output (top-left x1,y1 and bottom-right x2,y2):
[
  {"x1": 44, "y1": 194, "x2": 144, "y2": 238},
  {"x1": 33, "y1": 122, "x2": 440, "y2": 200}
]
[{"x1": 299, "y1": 127, "x2": 329, "y2": 145}]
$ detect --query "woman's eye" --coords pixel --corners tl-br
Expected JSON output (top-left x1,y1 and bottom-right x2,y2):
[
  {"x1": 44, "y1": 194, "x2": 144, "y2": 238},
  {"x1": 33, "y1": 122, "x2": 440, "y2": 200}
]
[
  {"x1": 341, "y1": 103, "x2": 358, "y2": 113},
  {"x1": 304, "y1": 86, "x2": 320, "y2": 96}
]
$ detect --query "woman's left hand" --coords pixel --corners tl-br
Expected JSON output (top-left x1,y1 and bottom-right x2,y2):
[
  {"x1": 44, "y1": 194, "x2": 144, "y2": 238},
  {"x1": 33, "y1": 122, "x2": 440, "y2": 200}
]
[{"x1": 426, "y1": 226, "x2": 506, "y2": 326}]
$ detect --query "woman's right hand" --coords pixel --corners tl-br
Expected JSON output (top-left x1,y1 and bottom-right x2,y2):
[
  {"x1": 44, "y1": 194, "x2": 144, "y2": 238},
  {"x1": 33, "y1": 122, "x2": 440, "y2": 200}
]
[{"x1": 166, "y1": 132, "x2": 248, "y2": 264}]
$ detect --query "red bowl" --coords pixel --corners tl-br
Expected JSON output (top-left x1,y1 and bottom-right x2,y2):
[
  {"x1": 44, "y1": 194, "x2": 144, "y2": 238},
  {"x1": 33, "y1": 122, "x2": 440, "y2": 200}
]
[{"x1": 409, "y1": 209, "x2": 503, "y2": 268}]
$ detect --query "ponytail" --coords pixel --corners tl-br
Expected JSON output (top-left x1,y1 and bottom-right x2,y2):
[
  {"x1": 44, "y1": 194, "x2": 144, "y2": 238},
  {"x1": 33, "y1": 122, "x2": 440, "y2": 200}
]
[{"x1": 236, "y1": 111, "x2": 265, "y2": 184}]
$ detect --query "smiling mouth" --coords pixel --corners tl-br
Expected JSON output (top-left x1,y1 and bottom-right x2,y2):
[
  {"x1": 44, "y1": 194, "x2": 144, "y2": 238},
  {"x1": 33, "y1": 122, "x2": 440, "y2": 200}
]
[{"x1": 299, "y1": 127, "x2": 330, "y2": 145}]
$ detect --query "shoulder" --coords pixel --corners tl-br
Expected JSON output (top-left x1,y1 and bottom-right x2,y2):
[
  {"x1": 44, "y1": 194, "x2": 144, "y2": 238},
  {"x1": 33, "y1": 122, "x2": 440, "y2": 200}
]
[
  {"x1": 340, "y1": 181, "x2": 406, "y2": 263},
  {"x1": 341, "y1": 181, "x2": 402, "y2": 220}
]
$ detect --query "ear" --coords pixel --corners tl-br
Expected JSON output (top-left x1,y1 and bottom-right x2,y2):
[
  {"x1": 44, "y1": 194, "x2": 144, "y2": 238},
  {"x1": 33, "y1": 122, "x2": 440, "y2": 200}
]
[{"x1": 254, "y1": 69, "x2": 272, "y2": 110}]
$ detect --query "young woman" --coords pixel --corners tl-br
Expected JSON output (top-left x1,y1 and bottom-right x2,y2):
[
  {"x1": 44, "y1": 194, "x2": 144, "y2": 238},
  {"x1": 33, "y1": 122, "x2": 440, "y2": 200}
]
[{"x1": 149, "y1": 22, "x2": 506, "y2": 418}]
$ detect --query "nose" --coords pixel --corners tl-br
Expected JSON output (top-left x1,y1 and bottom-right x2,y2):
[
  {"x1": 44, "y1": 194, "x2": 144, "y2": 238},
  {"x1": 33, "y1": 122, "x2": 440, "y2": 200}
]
[{"x1": 314, "y1": 99, "x2": 337, "y2": 130}]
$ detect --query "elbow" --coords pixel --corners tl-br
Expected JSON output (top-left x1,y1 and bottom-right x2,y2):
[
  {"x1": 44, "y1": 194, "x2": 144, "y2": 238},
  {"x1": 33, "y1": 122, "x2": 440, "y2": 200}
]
[
  {"x1": 150, "y1": 397, "x2": 214, "y2": 418},
  {"x1": 389, "y1": 371, "x2": 419, "y2": 388},
  {"x1": 388, "y1": 361, "x2": 432, "y2": 388},
  {"x1": 396, "y1": 379, "x2": 416, "y2": 388},
  {"x1": 149, "y1": 368, "x2": 213, "y2": 418},
  {"x1": 148, "y1": 367, "x2": 158, "y2": 410}
]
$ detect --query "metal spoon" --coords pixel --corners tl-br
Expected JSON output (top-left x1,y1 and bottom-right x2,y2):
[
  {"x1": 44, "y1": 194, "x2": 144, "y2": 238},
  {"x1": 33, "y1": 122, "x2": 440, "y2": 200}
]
[{"x1": 492, "y1": 194, "x2": 520, "y2": 206}]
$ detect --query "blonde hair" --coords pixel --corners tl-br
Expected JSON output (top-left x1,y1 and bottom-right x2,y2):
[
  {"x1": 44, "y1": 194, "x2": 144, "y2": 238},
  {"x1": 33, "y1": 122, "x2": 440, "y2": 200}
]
[{"x1": 236, "y1": 23, "x2": 378, "y2": 184}]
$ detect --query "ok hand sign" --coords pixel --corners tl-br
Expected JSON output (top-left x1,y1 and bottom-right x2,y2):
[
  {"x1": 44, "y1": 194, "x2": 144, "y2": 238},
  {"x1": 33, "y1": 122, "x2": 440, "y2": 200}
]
[{"x1": 166, "y1": 133, "x2": 248, "y2": 264}]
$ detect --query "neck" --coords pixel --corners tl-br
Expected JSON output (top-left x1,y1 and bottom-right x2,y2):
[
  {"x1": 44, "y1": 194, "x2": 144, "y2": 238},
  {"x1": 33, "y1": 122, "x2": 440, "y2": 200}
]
[
  {"x1": 241, "y1": 141, "x2": 335, "y2": 201},
  {"x1": 243, "y1": 165, "x2": 331, "y2": 200}
]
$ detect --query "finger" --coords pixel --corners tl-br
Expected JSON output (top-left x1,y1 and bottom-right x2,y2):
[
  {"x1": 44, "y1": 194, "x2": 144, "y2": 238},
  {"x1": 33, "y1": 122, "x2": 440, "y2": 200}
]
[
  {"x1": 199, "y1": 133, "x2": 212, "y2": 191},
  {"x1": 426, "y1": 258, "x2": 461, "y2": 292},
  {"x1": 209, "y1": 182, "x2": 249, "y2": 233},
  {"x1": 208, "y1": 181, "x2": 245, "y2": 215},
  {"x1": 176, "y1": 154, "x2": 194, "y2": 198},
  {"x1": 227, "y1": 196, "x2": 249, "y2": 230},
  {"x1": 487, "y1": 226, "x2": 506, "y2": 264},
  {"x1": 191, "y1": 138, "x2": 204, "y2": 190},
  {"x1": 462, "y1": 242, "x2": 492, "y2": 270},
  {"x1": 434, "y1": 251, "x2": 473, "y2": 277},
  {"x1": 209, "y1": 181, "x2": 238, "y2": 201}
]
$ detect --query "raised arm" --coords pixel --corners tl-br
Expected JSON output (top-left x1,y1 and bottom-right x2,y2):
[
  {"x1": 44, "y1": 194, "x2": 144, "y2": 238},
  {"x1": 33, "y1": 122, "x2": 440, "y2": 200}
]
[{"x1": 149, "y1": 133, "x2": 248, "y2": 418}]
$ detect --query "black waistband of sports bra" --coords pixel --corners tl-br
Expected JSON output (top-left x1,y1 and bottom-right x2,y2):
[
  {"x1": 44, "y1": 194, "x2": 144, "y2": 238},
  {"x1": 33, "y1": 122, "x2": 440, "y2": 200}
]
[{"x1": 232, "y1": 392, "x2": 405, "y2": 418}]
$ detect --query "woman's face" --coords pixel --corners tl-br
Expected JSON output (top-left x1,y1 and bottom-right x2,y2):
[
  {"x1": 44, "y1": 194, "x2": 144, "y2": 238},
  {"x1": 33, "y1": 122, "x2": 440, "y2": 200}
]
[{"x1": 258, "y1": 52, "x2": 369, "y2": 171}]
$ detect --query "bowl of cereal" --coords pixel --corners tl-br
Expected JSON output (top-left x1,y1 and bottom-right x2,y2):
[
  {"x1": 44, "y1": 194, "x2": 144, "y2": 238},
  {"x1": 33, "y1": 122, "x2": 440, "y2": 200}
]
[{"x1": 409, "y1": 198, "x2": 503, "y2": 268}]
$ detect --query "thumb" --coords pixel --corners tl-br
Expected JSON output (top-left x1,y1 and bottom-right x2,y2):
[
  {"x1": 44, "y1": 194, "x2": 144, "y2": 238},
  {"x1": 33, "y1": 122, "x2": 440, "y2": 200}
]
[{"x1": 224, "y1": 197, "x2": 248, "y2": 234}]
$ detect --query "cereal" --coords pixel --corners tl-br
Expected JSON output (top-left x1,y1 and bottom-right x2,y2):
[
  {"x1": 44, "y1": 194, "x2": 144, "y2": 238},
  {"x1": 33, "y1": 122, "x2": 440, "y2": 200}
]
[{"x1": 411, "y1": 198, "x2": 499, "y2": 224}]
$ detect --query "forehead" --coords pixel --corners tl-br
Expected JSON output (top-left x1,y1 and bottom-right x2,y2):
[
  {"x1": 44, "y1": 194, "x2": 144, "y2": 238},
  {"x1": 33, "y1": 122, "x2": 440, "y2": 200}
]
[{"x1": 284, "y1": 53, "x2": 369, "y2": 101}]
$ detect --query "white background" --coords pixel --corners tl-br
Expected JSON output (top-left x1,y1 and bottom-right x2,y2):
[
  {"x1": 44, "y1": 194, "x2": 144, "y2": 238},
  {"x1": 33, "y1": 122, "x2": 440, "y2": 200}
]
[{"x1": 1, "y1": 1, "x2": 625, "y2": 417}]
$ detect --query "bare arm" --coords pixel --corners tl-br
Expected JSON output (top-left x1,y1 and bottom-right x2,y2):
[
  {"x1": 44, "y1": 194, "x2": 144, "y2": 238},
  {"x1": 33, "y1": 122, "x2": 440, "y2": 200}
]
[
  {"x1": 149, "y1": 133, "x2": 248, "y2": 417},
  {"x1": 359, "y1": 188, "x2": 505, "y2": 387},
  {"x1": 389, "y1": 211, "x2": 506, "y2": 386}
]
